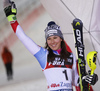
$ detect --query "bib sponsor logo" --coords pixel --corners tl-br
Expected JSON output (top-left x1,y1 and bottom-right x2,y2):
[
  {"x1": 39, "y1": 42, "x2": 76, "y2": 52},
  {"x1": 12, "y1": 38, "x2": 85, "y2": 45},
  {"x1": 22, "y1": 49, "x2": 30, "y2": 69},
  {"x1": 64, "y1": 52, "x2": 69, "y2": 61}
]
[
  {"x1": 48, "y1": 57, "x2": 73, "y2": 66},
  {"x1": 48, "y1": 82, "x2": 72, "y2": 89},
  {"x1": 48, "y1": 57, "x2": 64, "y2": 66}
]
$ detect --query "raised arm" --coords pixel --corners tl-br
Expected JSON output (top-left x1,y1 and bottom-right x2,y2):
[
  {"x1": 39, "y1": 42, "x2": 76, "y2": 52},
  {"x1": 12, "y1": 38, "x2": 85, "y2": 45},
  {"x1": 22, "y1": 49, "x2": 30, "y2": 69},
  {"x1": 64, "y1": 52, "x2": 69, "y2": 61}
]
[{"x1": 3, "y1": 0, "x2": 40, "y2": 55}]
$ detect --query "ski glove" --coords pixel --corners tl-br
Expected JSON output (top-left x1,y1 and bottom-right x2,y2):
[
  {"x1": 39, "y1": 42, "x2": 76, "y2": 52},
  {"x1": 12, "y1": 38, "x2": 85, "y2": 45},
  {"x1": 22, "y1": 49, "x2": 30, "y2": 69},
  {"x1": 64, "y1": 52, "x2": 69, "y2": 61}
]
[
  {"x1": 82, "y1": 70, "x2": 98, "y2": 85},
  {"x1": 3, "y1": 0, "x2": 17, "y2": 23}
]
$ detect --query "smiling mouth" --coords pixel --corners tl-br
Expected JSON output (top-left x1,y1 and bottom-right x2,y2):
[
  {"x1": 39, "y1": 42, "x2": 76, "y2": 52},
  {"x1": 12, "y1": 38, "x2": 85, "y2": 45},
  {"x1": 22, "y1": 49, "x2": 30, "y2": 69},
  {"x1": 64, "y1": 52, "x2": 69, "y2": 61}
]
[{"x1": 51, "y1": 44, "x2": 57, "y2": 47}]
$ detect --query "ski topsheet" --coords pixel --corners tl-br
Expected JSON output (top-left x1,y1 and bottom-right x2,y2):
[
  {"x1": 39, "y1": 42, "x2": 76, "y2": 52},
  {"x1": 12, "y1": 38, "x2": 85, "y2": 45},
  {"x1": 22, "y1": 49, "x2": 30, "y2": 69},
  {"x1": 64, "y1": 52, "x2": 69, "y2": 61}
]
[{"x1": 72, "y1": 18, "x2": 87, "y2": 91}]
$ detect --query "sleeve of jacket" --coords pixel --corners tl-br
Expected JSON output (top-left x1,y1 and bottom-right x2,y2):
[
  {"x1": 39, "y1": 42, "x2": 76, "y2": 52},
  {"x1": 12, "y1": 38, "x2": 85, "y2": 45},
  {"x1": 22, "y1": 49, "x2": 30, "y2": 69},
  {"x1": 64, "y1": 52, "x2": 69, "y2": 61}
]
[{"x1": 11, "y1": 21, "x2": 41, "y2": 55}]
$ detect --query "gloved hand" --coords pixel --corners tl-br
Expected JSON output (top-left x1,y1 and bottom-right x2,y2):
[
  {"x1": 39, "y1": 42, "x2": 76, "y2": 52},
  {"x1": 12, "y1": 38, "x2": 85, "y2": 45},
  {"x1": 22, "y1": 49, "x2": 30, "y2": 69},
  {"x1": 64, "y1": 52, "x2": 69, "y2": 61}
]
[
  {"x1": 82, "y1": 70, "x2": 98, "y2": 85},
  {"x1": 3, "y1": 0, "x2": 17, "y2": 23}
]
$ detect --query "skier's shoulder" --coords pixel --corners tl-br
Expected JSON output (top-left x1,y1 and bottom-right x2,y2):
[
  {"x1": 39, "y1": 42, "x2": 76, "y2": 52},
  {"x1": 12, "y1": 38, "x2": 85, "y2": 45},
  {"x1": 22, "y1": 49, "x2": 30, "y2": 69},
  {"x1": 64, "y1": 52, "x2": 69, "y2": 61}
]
[
  {"x1": 69, "y1": 53, "x2": 75, "y2": 58},
  {"x1": 69, "y1": 53, "x2": 76, "y2": 60},
  {"x1": 69, "y1": 53, "x2": 77, "y2": 65},
  {"x1": 34, "y1": 47, "x2": 48, "y2": 58}
]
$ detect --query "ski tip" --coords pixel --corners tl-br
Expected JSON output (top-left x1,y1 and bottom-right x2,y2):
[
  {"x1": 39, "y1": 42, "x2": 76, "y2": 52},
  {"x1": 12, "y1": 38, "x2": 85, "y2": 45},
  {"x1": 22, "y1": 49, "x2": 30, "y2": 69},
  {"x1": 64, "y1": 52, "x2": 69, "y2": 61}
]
[
  {"x1": 72, "y1": 18, "x2": 83, "y2": 28},
  {"x1": 73, "y1": 18, "x2": 83, "y2": 23}
]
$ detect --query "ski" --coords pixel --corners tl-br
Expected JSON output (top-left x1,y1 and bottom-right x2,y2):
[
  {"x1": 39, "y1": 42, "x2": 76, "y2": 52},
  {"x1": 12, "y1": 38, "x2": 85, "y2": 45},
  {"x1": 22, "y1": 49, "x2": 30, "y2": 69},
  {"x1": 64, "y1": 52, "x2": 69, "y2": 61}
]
[{"x1": 72, "y1": 18, "x2": 87, "y2": 91}]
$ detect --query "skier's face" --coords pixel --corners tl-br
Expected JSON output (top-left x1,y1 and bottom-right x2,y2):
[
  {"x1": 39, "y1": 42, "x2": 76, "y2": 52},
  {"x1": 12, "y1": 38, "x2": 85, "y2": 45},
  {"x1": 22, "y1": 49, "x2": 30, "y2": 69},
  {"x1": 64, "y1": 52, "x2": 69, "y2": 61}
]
[{"x1": 47, "y1": 36, "x2": 62, "y2": 51}]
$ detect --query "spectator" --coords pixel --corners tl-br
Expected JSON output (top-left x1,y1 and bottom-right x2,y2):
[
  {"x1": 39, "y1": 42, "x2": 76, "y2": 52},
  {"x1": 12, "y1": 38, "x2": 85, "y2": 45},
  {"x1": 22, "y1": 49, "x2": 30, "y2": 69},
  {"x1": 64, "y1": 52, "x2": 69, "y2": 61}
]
[{"x1": 2, "y1": 46, "x2": 13, "y2": 80}]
